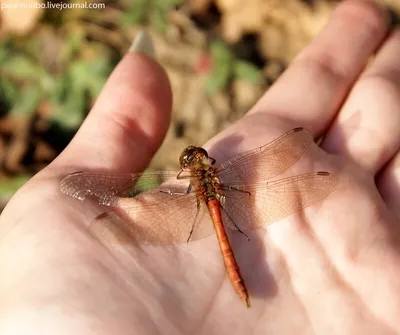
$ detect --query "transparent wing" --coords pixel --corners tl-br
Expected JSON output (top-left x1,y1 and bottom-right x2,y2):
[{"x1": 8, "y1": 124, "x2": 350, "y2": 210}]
[
  {"x1": 220, "y1": 171, "x2": 338, "y2": 230},
  {"x1": 60, "y1": 171, "x2": 214, "y2": 244},
  {"x1": 90, "y1": 193, "x2": 214, "y2": 245},
  {"x1": 216, "y1": 127, "x2": 314, "y2": 185},
  {"x1": 61, "y1": 171, "x2": 181, "y2": 206}
]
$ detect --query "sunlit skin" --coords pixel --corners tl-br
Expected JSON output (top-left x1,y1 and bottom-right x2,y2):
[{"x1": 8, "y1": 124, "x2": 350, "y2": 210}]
[{"x1": 1, "y1": 1, "x2": 400, "y2": 334}]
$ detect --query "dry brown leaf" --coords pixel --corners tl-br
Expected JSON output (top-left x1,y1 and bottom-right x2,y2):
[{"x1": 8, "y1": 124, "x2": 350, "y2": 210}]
[
  {"x1": 259, "y1": 0, "x2": 335, "y2": 63},
  {"x1": 217, "y1": 0, "x2": 266, "y2": 42},
  {"x1": 189, "y1": 0, "x2": 214, "y2": 14}
]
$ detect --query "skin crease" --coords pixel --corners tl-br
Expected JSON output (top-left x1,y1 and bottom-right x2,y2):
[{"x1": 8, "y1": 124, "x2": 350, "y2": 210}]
[{"x1": 1, "y1": 0, "x2": 400, "y2": 333}]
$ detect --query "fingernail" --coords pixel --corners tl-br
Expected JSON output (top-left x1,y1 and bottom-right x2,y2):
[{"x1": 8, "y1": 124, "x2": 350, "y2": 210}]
[{"x1": 129, "y1": 31, "x2": 156, "y2": 59}]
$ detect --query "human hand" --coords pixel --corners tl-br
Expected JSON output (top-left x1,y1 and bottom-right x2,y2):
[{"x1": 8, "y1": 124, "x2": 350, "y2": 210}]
[{"x1": 1, "y1": 0, "x2": 400, "y2": 334}]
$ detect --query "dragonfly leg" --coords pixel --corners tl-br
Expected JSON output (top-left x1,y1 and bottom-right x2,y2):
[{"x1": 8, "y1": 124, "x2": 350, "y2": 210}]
[
  {"x1": 221, "y1": 185, "x2": 251, "y2": 196},
  {"x1": 187, "y1": 198, "x2": 201, "y2": 243},
  {"x1": 160, "y1": 190, "x2": 185, "y2": 196},
  {"x1": 159, "y1": 183, "x2": 192, "y2": 196},
  {"x1": 221, "y1": 205, "x2": 250, "y2": 241},
  {"x1": 176, "y1": 170, "x2": 192, "y2": 180}
]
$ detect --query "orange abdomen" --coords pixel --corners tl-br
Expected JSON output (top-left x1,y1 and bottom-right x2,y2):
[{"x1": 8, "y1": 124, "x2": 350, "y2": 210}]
[{"x1": 207, "y1": 199, "x2": 250, "y2": 307}]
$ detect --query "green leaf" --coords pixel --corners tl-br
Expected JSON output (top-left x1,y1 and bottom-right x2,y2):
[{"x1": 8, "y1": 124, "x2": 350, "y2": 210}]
[
  {"x1": 206, "y1": 41, "x2": 234, "y2": 93},
  {"x1": 210, "y1": 41, "x2": 233, "y2": 65},
  {"x1": 2, "y1": 56, "x2": 44, "y2": 81},
  {"x1": 0, "y1": 45, "x2": 9, "y2": 63},
  {"x1": 119, "y1": 4, "x2": 147, "y2": 27},
  {"x1": 128, "y1": 170, "x2": 160, "y2": 195},
  {"x1": 86, "y1": 59, "x2": 112, "y2": 96},
  {"x1": 51, "y1": 89, "x2": 86, "y2": 129},
  {"x1": 50, "y1": 58, "x2": 111, "y2": 129},
  {"x1": 156, "y1": 0, "x2": 182, "y2": 10},
  {"x1": 233, "y1": 60, "x2": 262, "y2": 84},
  {"x1": 60, "y1": 27, "x2": 85, "y2": 62},
  {"x1": 68, "y1": 58, "x2": 111, "y2": 96},
  {"x1": 151, "y1": 7, "x2": 168, "y2": 33},
  {"x1": 49, "y1": 72, "x2": 70, "y2": 104},
  {"x1": 0, "y1": 175, "x2": 31, "y2": 197},
  {"x1": 10, "y1": 86, "x2": 42, "y2": 116},
  {"x1": 0, "y1": 79, "x2": 18, "y2": 106},
  {"x1": 205, "y1": 64, "x2": 231, "y2": 93}
]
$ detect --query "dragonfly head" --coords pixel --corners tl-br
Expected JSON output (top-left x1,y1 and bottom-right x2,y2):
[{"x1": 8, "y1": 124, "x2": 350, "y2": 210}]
[{"x1": 179, "y1": 146, "x2": 210, "y2": 170}]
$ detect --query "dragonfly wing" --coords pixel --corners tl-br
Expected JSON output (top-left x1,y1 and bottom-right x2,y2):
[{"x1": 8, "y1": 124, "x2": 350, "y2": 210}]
[
  {"x1": 216, "y1": 127, "x2": 314, "y2": 185},
  {"x1": 60, "y1": 171, "x2": 183, "y2": 206},
  {"x1": 220, "y1": 172, "x2": 338, "y2": 231},
  {"x1": 60, "y1": 171, "x2": 214, "y2": 244},
  {"x1": 90, "y1": 192, "x2": 214, "y2": 245}
]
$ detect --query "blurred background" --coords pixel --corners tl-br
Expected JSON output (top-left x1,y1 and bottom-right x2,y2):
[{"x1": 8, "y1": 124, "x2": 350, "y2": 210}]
[{"x1": 0, "y1": 0, "x2": 399, "y2": 211}]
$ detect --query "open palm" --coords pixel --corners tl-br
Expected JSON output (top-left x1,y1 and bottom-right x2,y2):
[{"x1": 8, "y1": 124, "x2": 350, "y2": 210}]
[{"x1": 1, "y1": 1, "x2": 400, "y2": 334}]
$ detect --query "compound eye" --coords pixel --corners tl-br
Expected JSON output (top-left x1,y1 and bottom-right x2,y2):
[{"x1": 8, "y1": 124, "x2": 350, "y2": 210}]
[
  {"x1": 183, "y1": 156, "x2": 191, "y2": 167},
  {"x1": 196, "y1": 148, "x2": 208, "y2": 159},
  {"x1": 179, "y1": 147, "x2": 196, "y2": 168}
]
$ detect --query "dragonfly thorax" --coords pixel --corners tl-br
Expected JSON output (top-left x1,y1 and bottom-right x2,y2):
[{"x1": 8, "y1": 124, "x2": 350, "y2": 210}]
[{"x1": 192, "y1": 166, "x2": 221, "y2": 204}]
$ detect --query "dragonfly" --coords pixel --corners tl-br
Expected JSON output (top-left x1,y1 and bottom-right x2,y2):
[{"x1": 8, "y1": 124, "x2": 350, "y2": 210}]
[{"x1": 60, "y1": 127, "x2": 338, "y2": 308}]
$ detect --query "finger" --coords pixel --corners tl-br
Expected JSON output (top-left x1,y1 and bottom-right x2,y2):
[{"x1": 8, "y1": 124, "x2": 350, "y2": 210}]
[
  {"x1": 322, "y1": 28, "x2": 400, "y2": 173},
  {"x1": 52, "y1": 32, "x2": 172, "y2": 174},
  {"x1": 249, "y1": 0, "x2": 388, "y2": 134}
]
